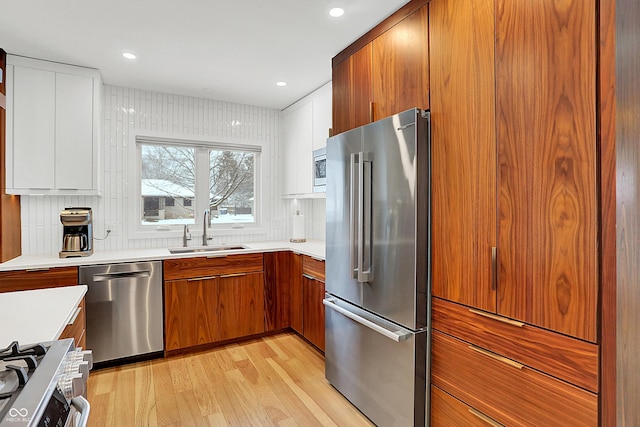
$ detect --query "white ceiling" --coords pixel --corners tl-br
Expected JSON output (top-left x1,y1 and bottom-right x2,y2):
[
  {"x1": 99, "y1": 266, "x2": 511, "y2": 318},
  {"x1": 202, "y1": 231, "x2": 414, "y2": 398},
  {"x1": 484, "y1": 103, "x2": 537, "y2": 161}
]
[{"x1": 0, "y1": 0, "x2": 409, "y2": 110}]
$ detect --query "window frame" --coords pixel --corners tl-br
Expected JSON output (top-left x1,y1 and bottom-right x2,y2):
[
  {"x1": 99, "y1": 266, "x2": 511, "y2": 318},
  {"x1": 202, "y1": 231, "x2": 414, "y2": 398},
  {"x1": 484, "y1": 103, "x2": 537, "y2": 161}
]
[{"x1": 129, "y1": 131, "x2": 269, "y2": 240}]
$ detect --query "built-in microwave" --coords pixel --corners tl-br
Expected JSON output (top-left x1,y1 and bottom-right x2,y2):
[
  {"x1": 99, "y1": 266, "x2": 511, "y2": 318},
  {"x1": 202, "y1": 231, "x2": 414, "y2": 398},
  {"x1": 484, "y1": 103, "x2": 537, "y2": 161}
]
[{"x1": 313, "y1": 147, "x2": 326, "y2": 192}]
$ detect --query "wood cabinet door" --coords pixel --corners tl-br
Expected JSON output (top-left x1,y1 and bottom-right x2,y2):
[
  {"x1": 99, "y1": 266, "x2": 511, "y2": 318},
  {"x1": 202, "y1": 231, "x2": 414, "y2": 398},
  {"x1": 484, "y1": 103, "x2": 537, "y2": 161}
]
[
  {"x1": 495, "y1": 0, "x2": 598, "y2": 342},
  {"x1": 303, "y1": 275, "x2": 325, "y2": 351},
  {"x1": 289, "y1": 253, "x2": 303, "y2": 334},
  {"x1": 263, "y1": 251, "x2": 291, "y2": 331},
  {"x1": 0, "y1": 267, "x2": 79, "y2": 293},
  {"x1": 372, "y1": 4, "x2": 430, "y2": 121},
  {"x1": 429, "y1": 0, "x2": 497, "y2": 312},
  {"x1": 218, "y1": 272, "x2": 265, "y2": 341},
  {"x1": 332, "y1": 44, "x2": 372, "y2": 135},
  {"x1": 164, "y1": 278, "x2": 218, "y2": 351}
]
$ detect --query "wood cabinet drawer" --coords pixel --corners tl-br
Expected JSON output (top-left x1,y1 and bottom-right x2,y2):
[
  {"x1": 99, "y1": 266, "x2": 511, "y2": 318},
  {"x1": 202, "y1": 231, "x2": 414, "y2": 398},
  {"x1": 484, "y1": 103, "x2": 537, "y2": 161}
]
[
  {"x1": 0, "y1": 267, "x2": 79, "y2": 293},
  {"x1": 431, "y1": 330, "x2": 597, "y2": 427},
  {"x1": 164, "y1": 253, "x2": 263, "y2": 280},
  {"x1": 60, "y1": 298, "x2": 86, "y2": 349},
  {"x1": 302, "y1": 255, "x2": 325, "y2": 281},
  {"x1": 432, "y1": 297, "x2": 598, "y2": 392},
  {"x1": 431, "y1": 385, "x2": 502, "y2": 427}
]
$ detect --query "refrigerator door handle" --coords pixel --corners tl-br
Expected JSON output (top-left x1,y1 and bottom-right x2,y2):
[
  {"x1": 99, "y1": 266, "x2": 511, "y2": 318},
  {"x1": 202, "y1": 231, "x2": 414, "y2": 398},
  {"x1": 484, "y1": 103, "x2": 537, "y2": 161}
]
[
  {"x1": 358, "y1": 152, "x2": 373, "y2": 283},
  {"x1": 323, "y1": 297, "x2": 411, "y2": 342},
  {"x1": 350, "y1": 152, "x2": 359, "y2": 279}
]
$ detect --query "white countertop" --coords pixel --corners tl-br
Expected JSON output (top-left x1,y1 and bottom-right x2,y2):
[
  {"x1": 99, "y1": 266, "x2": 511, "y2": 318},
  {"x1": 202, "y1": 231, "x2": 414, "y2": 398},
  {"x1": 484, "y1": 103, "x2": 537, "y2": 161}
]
[
  {"x1": 0, "y1": 240, "x2": 325, "y2": 272},
  {"x1": 0, "y1": 285, "x2": 87, "y2": 346}
]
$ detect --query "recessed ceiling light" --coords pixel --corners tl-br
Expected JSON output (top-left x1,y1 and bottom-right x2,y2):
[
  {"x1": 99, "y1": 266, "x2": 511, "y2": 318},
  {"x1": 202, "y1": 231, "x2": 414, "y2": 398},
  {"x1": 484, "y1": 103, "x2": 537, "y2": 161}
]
[
  {"x1": 329, "y1": 7, "x2": 345, "y2": 18},
  {"x1": 122, "y1": 52, "x2": 136, "y2": 60},
  {"x1": 276, "y1": 81, "x2": 287, "y2": 87}
]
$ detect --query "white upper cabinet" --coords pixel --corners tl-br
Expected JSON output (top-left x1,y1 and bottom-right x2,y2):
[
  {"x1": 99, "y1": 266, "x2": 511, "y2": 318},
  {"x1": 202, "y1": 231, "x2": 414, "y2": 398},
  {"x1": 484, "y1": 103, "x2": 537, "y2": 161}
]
[
  {"x1": 311, "y1": 82, "x2": 332, "y2": 152},
  {"x1": 5, "y1": 56, "x2": 102, "y2": 195},
  {"x1": 281, "y1": 82, "x2": 332, "y2": 196}
]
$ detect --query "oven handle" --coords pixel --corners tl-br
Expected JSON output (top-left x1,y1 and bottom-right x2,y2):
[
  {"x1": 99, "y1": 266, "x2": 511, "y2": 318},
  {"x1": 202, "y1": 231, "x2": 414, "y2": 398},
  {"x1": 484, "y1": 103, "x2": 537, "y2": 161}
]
[{"x1": 70, "y1": 395, "x2": 91, "y2": 427}]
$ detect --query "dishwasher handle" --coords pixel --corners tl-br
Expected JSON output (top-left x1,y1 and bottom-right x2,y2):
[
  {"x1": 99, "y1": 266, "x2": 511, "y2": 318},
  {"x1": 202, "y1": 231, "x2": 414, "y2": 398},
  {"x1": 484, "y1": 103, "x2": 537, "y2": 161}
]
[{"x1": 92, "y1": 270, "x2": 151, "y2": 281}]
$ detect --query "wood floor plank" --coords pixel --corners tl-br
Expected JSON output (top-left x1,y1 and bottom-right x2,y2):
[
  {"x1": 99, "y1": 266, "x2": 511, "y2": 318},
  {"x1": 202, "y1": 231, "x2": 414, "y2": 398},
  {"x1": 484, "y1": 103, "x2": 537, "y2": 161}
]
[{"x1": 87, "y1": 333, "x2": 374, "y2": 427}]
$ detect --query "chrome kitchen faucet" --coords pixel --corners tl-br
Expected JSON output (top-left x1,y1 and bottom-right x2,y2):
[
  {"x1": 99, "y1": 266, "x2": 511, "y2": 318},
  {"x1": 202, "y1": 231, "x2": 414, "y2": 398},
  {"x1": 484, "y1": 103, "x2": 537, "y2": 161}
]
[{"x1": 202, "y1": 209, "x2": 213, "y2": 245}]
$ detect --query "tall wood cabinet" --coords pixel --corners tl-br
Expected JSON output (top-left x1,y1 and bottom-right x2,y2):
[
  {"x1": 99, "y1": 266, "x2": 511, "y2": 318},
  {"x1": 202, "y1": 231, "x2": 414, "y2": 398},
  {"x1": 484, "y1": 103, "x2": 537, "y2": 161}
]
[
  {"x1": 430, "y1": 0, "x2": 597, "y2": 340},
  {"x1": 332, "y1": 2, "x2": 430, "y2": 135},
  {"x1": 428, "y1": 0, "x2": 599, "y2": 424}
]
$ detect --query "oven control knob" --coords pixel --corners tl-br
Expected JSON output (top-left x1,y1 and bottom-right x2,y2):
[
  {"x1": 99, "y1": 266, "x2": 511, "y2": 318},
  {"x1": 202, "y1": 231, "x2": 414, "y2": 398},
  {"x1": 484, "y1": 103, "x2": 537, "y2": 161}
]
[
  {"x1": 58, "y1": 373, "x2": 85, "y2": 399},
  {"x1": 71, "y1": 361, "x2": 90, "y2": 381},
  {"x1": 71, "y1": 349, "x2": 93, "y2": 370}
]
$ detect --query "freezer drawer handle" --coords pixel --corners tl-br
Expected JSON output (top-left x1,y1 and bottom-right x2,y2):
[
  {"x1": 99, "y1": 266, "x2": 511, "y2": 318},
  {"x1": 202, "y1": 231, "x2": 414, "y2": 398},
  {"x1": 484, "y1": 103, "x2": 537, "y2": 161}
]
[
  {"x1": 323, "y1": 298, "x2": 411, "y2": 342},
  {"x1": 92, "y1": 270, "x2": 151, "y2": 281}
]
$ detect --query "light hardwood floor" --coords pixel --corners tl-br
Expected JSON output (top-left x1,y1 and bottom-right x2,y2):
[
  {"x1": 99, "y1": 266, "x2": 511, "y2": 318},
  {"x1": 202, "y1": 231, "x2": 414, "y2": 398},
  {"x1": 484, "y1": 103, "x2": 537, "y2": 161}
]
[{"x1": 87, "y1": 332, "x2": 374, "y2": 426}]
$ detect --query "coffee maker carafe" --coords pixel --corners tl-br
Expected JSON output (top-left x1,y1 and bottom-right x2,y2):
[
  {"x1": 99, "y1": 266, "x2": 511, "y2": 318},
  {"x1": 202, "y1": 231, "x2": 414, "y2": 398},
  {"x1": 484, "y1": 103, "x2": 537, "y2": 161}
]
[{"x1": 59, "y1": 207, "x2": 93, "y2": 258}]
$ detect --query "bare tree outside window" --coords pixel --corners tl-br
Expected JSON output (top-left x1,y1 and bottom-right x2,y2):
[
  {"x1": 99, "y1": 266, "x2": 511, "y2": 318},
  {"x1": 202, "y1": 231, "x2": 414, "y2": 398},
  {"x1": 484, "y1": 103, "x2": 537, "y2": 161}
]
[{"x1": 139, "y1": 143, "x2": 256, "y2": 226}]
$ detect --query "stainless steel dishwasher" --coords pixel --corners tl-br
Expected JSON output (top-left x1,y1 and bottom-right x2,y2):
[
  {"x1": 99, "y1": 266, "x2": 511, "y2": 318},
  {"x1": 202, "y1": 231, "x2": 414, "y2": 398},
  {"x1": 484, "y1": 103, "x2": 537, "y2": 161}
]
[{"x1": 80, "y1": 261, "x2": 163, "y2": 365}]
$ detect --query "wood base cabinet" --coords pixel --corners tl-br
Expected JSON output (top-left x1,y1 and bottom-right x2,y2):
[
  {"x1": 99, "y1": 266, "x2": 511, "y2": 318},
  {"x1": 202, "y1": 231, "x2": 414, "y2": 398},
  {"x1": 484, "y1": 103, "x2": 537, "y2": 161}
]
[
  {"x1": 301, "y1": 255, "x2": 325, "y2": 351},
  {"x1": 163, "y1": 254, "x2": 264, "y2": 352},
  {"x1": 431, "y1": 329, "x2": 597, "y2": 426},
  {"x1": 0, "y1": 267, "x2": 79, "y2": 293},
  {"x1": 431, "y1": 386, "x2": 502, "y2": 427},
  {"x1": 59, "y1": 298, "x2": 87, "y2": 350}
]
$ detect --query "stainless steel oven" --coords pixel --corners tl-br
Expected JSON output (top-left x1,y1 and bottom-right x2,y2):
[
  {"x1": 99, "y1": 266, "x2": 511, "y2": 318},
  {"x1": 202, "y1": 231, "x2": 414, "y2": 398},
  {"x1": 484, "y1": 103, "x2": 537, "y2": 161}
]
[
  {"x1": 313, "y1": 147, "x2": 326, "y2": 192},
  {"x1": 0, "y1": 339, "x2": 92, "y2": 427}
]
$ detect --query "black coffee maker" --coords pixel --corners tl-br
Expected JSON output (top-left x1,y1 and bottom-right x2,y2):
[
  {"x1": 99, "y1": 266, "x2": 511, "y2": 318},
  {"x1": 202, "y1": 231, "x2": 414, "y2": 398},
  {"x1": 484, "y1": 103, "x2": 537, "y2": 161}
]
[{"x1": 59, "y1": 207, "x2": 93, "y2": 258}]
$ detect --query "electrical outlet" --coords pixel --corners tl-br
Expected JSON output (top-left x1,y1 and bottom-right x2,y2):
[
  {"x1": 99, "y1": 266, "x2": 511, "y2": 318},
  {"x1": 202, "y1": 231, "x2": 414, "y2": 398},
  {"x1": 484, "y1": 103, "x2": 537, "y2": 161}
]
[{"x1": 105, "y1": 223, "x2": 116, "y2": 235}]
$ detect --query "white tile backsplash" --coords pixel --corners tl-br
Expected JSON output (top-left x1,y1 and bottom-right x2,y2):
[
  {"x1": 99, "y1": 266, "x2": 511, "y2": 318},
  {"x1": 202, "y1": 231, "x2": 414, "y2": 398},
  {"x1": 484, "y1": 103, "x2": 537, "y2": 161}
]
[{"x1": 19, "y1": 84, "x2": 310, "y2": 255}]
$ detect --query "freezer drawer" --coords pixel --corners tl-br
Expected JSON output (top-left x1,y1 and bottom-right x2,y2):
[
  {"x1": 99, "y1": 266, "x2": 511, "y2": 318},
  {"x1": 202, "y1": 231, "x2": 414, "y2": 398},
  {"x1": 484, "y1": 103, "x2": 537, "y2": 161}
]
[{"x1": 324, "y1": 296, "x2": 426, "y2": 426}]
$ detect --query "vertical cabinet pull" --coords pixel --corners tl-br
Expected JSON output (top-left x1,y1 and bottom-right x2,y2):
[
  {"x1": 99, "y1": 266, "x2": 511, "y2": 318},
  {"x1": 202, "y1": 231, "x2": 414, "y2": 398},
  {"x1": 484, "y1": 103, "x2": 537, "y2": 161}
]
[{"x1": 491, "y1": 246, "x2": 497, "y2": 291}]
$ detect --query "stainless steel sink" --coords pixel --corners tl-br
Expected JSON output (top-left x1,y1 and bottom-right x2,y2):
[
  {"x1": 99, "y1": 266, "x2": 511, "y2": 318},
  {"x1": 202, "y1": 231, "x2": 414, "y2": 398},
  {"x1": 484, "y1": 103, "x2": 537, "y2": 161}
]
[{"x1": 168, "y1": 245, "x2": 247, "y2": 254}]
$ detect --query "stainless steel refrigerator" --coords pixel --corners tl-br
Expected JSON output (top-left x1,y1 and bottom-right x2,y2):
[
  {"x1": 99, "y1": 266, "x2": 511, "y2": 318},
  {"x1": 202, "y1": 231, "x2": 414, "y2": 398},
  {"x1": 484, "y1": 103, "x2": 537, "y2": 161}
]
[{"x1": 324, "y1": 108, "x2": 431, "y2": 426}]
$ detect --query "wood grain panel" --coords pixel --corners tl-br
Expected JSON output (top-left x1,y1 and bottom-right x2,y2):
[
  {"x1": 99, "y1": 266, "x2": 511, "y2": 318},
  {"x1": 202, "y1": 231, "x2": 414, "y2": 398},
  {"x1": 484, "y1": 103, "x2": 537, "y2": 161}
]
[
  {"x1": 332, "y1": 44, "x2": 372, "y2": 135},
  {"x1": 263, "y1": 251, "x2": 291, "y2": 331},
  {"x1": 0, "y1": 266, "x2": 78, "y2": 293},
  {"x1": 614, "y1": 1, "x2": 640, "y2": 424},
  {"x1": 496, "y1": 0, "x2": 598, "y2": 341},
  {"x1": 372, "y1": 4, "x2": 429, "y2": 120},
  {"x1": 431, "y1": 330, "x2": 597, "y2": 426},
  {"x1": 428, "y1": 0, "x2": 497, "y2": 311},
  {"x1": 163, "y1": 253, "x2": 263, "y2": 280},
  {"x1": 218, "y1": 272, "x2": 265, "y2": 341},
  {"x1": 303, "y1": 275, "x2": 325, "y2": 352},
  {"x1": 431, "y1": 385, "x2": 502, "y2": 427},
  {"x1": 0, "y1": 49, "x2": 22, "y2": 263},
  {"x1": 60, "y1": 298, "x2": 86, "y2": 349},
  {"x1": 301, "y1": 255, "x2": 325, "y2": 281},
  {"x1": 332, "y1": 0, "x2": 430, "y2": 67},
  {"x1": 290, "y1": 253, "x2": 303, "y2": 334},
  {"x1": 431, "y1": 297, "x2": 598, "y2": 392},
  {"x1": 598, "y1": 0, "x2": 617, "y2": 423},
  {"x1": 164, "y1": 278, "x2": 218, "y2": 351}
]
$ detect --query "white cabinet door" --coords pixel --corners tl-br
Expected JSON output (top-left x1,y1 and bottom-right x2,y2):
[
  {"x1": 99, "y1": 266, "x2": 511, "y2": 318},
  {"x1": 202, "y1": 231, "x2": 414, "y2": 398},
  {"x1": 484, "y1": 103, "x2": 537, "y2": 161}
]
[
  {"x1": 12, "y1": 66, "x2": 55, "y2": 189},
  {"x1": 312, "y1": 82, "x2": 332, "y2": 151},
  {"x1": 55, "y1": 73, "x2": 94, "y2": 190},
  {"x1": 281, "y1": 102, "x2": 313, "y2": 195},
  {"x1": 6, "y1": 56, "x2": 101, "y2": 195}
]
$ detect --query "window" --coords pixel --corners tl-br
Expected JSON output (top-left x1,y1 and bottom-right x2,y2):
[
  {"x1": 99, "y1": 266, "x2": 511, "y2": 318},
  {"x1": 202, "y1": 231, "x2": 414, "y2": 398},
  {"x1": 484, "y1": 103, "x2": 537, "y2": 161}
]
[{"x1": 134, "y1": 136, "x2": 262, "y2": 235}]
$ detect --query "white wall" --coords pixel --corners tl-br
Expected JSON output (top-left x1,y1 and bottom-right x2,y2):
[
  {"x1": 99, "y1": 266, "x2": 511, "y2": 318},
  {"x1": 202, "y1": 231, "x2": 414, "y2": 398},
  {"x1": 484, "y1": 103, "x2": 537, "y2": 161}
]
[{"x1": 20, "y1": 85, "x2": 292, "y2": 254}]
